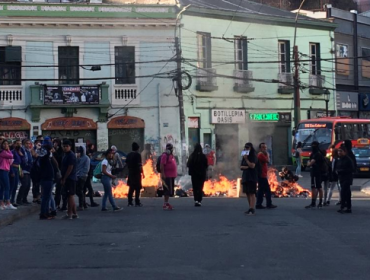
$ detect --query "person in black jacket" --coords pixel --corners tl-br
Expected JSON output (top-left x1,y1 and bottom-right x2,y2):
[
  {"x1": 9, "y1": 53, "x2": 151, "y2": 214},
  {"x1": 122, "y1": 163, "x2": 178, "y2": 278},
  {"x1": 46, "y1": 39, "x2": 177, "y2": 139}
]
[
  {"x1": 126, "y1": 142, "x2": 145, "y2": 207},
  {"x1": 336, "y1": 144, "x2": 355, "y2": 214},
  {"x1": 53, "y1": 138, "x2": 66, "y2": 210},
  {"x1": 240, "y1": 142, "x2": 258, "y2": 215},
  {"x1": 39, "y1": 143, "x2": 55, "y2": 220},
  {"x1": 187, "y1": 143, "x2": 208, "y2": 207}
]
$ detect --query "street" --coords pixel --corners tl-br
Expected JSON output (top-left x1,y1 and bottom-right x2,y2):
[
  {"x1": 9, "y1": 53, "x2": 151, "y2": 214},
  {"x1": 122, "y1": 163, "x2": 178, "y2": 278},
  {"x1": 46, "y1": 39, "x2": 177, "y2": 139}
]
[{"x1": 1, "y1": 188, "x2": 370, "y2": 280}]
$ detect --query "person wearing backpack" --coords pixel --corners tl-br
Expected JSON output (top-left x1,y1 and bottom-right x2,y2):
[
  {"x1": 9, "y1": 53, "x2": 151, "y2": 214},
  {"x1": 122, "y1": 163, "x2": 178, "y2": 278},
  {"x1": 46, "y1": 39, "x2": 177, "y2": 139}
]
[
  {"x1": 160, "y1": 143, "x2": 177, "y2": 210},
  {"x1": 39, "y1": 142, "x2": 55, "y2": 220},
  {"x1": 187, "y1": 143, "x2": 208, "y2": 207},
  {"x1": 101, "y1": 148, "x2": 122, "y2": 212},
  {"x1": 305, "y1": 141, "x2": 325, "y2": 209},
  {"x1": 295, "y1": 141, "x2": 303, "y2": 178}
]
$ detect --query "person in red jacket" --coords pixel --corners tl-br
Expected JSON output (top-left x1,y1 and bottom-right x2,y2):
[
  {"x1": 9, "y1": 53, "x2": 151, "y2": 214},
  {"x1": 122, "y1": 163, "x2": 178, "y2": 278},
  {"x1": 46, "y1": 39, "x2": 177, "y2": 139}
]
[{"x1": 256, "y1": 143, "x2": 277, "y2": 209}]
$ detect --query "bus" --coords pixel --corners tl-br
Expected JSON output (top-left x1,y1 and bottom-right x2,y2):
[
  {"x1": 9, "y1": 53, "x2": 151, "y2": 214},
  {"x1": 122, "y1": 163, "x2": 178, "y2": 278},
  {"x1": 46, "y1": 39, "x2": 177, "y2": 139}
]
[{"x1": 292, "y1": 117, "x2": 370, "y2": 170}]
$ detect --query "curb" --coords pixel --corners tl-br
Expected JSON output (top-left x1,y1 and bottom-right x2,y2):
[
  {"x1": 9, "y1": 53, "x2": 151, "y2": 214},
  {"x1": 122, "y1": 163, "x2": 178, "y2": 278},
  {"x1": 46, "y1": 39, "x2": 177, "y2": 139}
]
[{"x1": 0, "y1": 205, "x2": 39, "y2": 228}]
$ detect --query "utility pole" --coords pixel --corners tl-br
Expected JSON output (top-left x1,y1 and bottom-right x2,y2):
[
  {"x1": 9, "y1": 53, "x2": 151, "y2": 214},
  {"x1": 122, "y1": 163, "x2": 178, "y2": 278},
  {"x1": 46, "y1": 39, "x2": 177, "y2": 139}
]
[
  {"x1": 175, "y1": 37, "x2": 187, "y2": 175},
  {"x1": 293, "y1": 45, "x2": 301, "y2": 127}
]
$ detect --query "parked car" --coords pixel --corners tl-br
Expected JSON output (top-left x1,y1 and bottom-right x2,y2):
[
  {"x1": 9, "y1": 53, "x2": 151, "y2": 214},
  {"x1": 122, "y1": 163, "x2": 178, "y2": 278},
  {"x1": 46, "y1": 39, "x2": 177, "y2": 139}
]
[{"x1": 353, "y1": 147, "x2": 370, "y2": 176}]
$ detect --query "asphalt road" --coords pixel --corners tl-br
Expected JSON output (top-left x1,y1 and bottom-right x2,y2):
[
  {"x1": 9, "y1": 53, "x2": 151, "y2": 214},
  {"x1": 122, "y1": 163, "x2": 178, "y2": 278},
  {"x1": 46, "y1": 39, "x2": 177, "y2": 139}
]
[{"x1": 1, "y1": 193, "x2": 370, "y2": 280}]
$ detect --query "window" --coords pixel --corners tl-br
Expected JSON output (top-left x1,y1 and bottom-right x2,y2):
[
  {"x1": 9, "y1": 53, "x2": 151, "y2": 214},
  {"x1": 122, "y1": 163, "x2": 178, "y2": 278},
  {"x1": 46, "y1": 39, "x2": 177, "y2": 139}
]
[
  {"x1": 0, "y1": 46, "x2": 22, "y2": 85},
  {"x1": 234, "y1": 37, "x2": 248, "y2": 70},
  {"x1": 197, "y1": 32, "x2": 212, "y2": 68},
  {"x1": 115, "y1": 46, "x2": 135, "y2": 84},
  {"x1": 310, "y1": 43, "x2": 321, "y2": 75},
  {"x1": 278, "y1": 41, "x2": 290, "y2": 73},
  {"x1": 58, "y1": 46, "x2": 79, "y2": 84}
]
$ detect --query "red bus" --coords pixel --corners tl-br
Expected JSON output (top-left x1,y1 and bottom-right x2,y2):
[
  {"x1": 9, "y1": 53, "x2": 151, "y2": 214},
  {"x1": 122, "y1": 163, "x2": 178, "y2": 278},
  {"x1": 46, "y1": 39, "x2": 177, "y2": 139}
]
[{"x1": 293, "y1": 117, "x2": 370, "y2": 169}]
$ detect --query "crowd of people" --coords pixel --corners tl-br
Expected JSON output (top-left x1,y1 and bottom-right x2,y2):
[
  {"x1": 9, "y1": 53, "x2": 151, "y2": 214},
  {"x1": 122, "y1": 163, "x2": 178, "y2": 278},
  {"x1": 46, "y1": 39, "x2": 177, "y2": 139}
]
[{"x1": 0, "y1": 132, "x2": 359, "y2": 220}]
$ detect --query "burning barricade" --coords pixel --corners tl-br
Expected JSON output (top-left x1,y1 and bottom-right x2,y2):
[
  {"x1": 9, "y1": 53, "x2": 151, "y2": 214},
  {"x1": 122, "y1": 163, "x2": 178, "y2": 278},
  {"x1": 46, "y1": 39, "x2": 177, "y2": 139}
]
[{"x1": 111, "y1": 159, "x2": 310, "y2": 199}]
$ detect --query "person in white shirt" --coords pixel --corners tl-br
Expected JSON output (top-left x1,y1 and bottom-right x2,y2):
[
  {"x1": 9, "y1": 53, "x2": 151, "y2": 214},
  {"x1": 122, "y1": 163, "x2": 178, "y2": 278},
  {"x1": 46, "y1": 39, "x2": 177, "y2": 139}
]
[{"x1": 101, "y1": 148, "x2": 122, "y2": 212}]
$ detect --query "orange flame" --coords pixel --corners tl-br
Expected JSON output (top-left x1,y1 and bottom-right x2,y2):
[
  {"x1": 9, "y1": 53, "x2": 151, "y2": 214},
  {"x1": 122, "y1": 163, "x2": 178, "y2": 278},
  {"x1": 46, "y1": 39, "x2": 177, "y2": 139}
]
[
  {"x1": 268, "y1": 168, "x2": 311, "y2": 197},
  {"x1": 112, "y1": 159, "x2": 160, "y2": 198},
  {"x1": 203, "y1": 176, "x2": 238, "y2": 197}
]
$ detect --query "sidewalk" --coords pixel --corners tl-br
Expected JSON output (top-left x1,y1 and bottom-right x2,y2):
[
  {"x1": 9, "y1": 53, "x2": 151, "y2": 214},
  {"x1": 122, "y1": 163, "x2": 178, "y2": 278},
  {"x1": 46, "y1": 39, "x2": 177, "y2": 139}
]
[{"x1": 0, "y1": 195, "x2": 39, "y2": 228}]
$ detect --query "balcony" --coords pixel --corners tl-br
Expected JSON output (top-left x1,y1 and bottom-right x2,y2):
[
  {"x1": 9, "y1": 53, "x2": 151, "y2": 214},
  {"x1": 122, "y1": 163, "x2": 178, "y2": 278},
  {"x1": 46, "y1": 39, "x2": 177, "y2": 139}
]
[
  {"x1": 0, "y1": 86, "x2": 25, "y2": 107},
  {"x1": 278, "y1": 73, "x2": 294, "y2": 94},
  {"x1": 112, "y1": 85, "x2": 140, "y2": 106},
  {"x1": 196, "y1": 68, "x2": 218, "y2": 92},
  {"x1": 309, "y1": 74, "x2": 326, "y2": 95},
  {"x1": 233, "y1": 70, "x2": 255, "y2": 93}
]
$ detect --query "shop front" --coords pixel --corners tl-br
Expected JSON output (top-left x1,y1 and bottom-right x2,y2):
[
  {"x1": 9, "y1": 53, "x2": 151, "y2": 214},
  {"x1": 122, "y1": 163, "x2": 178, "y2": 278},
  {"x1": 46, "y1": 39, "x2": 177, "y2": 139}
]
[
  {"x1": 336, "y1": 91, "x2": 359, "y2": 118},
  {"x1": 0, "y1": 117, "x2": 30, "y2": 142},
  {"x1": 41, "y1": 117, "x2": 97, "y2": 152},
  {"x1": 107, "y1": 116, "x2": 145, "y2": 153},
  {"x1": 359, "y1": 93, "x2": 370, "y2": 119},
  {"x1": 248, "y1": 112, "x2": 292, "y2": 166},
  {"x1": 211, "y1": 109, "x2": 245, "y2": 175}
]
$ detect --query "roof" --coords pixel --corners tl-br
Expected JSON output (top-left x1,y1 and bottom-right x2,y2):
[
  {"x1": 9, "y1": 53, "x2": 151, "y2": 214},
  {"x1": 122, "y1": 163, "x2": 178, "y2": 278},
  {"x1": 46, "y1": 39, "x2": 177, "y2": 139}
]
[
  {"x1": 179, "y1": 0, "x2": 302, "y2": 19},
  {"x1": 178, "y1": 0, "x2": 335, "y2": 29}
]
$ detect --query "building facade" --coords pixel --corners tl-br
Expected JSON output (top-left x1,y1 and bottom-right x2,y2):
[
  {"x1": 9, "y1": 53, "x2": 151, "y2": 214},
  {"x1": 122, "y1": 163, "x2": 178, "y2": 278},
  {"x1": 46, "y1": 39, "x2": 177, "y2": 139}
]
[
  {"x1": 179, "y1": 0, "x2": 336, "y2": 168},
  {"x1": 0, "y1": 2, "x2": 180, "y2": 161}
]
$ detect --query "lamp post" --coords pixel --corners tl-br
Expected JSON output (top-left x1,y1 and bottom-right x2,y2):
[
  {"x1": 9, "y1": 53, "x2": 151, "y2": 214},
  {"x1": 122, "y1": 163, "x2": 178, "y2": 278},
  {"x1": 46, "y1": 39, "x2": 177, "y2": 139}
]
[{"x1": 324, "y1": 89, "x2": 330, "y2": 117}]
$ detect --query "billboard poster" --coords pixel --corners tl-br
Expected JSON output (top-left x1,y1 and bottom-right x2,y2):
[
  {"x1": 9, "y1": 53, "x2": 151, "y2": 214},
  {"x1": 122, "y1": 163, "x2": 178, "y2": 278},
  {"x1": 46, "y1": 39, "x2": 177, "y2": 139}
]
[{"x1": 44, "y1": 85, "x2": 99, "y2": 105}]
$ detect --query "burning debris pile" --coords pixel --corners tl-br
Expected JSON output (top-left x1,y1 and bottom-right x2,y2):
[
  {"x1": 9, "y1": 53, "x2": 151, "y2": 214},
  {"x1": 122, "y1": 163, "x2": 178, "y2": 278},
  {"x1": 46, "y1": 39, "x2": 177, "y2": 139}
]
[
  {"x1": 268, "y1": 168, "x2": 311, "y2": 198},
  {"x1": 112, "y1": 159, "x2": 160, "y2": 198},
  {"x1": 110, "y1": 159, "x2": 310, "y2": 199}
]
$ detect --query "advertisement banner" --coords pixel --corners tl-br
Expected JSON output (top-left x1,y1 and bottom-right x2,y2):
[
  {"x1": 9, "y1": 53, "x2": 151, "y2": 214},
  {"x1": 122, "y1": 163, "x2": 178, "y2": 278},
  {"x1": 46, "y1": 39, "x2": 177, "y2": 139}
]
[
  {"x1": 44, "y1": 85, "x2": 99, "y2": 105},
  {"x1": 336, "y1": 92, "x2": 358, "y2": 111},
  {"x1": 359, "y1": 93, "x2": 370, "y2": 111}
]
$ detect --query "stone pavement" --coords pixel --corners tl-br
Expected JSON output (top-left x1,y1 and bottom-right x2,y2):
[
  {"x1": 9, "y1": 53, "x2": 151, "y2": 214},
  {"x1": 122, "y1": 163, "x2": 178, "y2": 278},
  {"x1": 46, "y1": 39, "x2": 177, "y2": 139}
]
[{"x1": 1, "y1": 196, "x2": 370, "y2": 280}]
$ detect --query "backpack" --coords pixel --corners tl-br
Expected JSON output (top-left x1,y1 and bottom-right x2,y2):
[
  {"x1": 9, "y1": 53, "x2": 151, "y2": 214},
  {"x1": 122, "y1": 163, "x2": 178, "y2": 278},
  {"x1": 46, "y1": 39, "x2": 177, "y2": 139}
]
[
  {"x1": 93, "y1": 161, "x2": 103, "y2": 179},
  {"x1": 30, "y1": 157, "x2": 41, "y2": 183},
  {"x1": 294, "y1": 150, "x2": 300, "y2": 158}
]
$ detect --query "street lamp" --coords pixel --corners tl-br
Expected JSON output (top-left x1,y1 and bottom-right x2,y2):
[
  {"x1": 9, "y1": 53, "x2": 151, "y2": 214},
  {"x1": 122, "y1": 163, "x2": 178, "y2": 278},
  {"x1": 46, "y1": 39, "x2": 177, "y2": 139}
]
[{"x1": 324, "y1": 89, "x2": 330, "y2": 117}]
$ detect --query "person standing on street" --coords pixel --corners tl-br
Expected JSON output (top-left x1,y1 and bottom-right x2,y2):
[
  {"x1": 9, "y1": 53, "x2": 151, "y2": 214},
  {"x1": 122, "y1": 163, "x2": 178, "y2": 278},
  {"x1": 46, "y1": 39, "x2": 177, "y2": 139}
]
[
  {"x1": 0, "y1": 140, "x2": 16, "y2": 210},
  {"x1": 187, "y1": 143, "x2": 208, "y2": 207},
  {"x1": 321, "y1": 150, "x2": 332, "y2": 206},
  {"x1": 240, "y1": 143, "x2": 258, "y2": 215},
  {"x1": 16, "y1": 139, "x2": 33, "y2": 205},
  {"x1": 295, "y1": 141, "x2": 303, "y2": 177},
  {"x1": 305, "y1": 141, "x2": 325, "y2": 209},
  {"x1": 101, "y1": 149, "x2": 122, "y2": 212},
  {"x1": 61, "y1": 140, "x2": 78, "y2": 220},
  {"x1": 160, "y1": 143, "x2": 177, "y2": 210},
  {"x1": 126, "y1": 142, "x2": 145, "y2": 207},
  {"x1": 39, "y1": 142, "x2": 55, "y2": 220},
  {"x1": 10, "y1": 140, "x2": 24, "y2": 207},
  {"x1": 53, "y1": 138, "x2": 65, "y2": 210},
  {"x1": 256, "y1": 143, "x2": 277, "y2": 209},
  {"x1": 327, "y1": 148, "x2": 340, "y2": 205},
  {"x1": 76, "y1": 146, "x2": 90, "y2": 211},
  {"x1": 336, "y1": 144, "x2": 355, "y2": 214},
  {"x1": 203, "y1": 144, "x2": 215, "y2": 179}
]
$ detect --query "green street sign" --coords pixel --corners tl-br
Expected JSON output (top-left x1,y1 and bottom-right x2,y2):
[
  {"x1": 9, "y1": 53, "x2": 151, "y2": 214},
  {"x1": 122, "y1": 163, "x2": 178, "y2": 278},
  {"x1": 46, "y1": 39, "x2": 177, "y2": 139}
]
[{"x1": 249, "y1": 113, "x2": 280, "y2": 122}]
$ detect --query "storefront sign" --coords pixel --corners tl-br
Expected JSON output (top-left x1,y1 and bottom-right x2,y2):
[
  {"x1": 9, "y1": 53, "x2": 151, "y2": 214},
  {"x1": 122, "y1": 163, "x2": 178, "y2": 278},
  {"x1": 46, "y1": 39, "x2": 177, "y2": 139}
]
[
  {"x1": 44, "y1": 85, "x2": 99, "y2": 105},
  {"x1": 309, "y1": 110, "x2": 335, "y2": 119},
  {"x1": 250, "y1": 113, "x2": 279, "y2": 122},
  {"x1": 2, "y1": 131, "x2": 29, "y2": 140},
  {"x1": 107, "y1": 116, "x2": 145, "y2": 129},
  {"x1": 188, "y1": 117, "x2": 199, "y2": 128},
  {"x1": 359, "y1": 93, "x2": 370, "y2": 111},
  {"x1": 336, "y1": 92, "x2": 358, "y2": 111},
  {"x1": 41, "y1": 117, "x2": 97, "y2": 130},
  {"x1": 211, "y1": 110, "x2": 245, "y2": 124},
  {"x1": 0, "y1": 117, "x2": 30, "y2": 130}
]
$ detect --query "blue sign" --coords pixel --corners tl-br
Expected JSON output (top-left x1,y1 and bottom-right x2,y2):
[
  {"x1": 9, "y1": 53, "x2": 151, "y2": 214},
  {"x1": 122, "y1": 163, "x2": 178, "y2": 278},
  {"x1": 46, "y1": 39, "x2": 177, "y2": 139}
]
[{"x1": 359, "y1": 93, "x2": 370, "y2": 111}]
